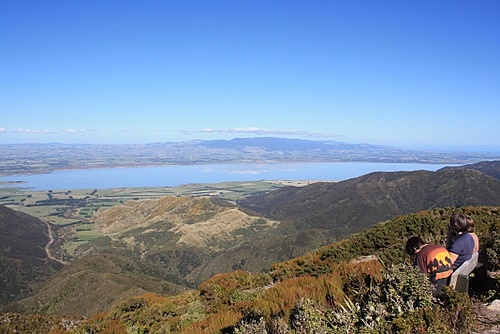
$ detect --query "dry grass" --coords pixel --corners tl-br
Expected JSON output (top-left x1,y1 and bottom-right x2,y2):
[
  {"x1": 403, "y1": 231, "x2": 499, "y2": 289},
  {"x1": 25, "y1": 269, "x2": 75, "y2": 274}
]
[{"x1": 94, "y1": 196, "x2": 279, "y2": 249}]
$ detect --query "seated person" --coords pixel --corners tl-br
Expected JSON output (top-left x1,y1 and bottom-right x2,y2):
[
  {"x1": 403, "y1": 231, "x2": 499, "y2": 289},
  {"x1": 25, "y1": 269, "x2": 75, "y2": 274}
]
[
  {"x1": 466, "y1": 216, "x2": 480, "y2": 253},
  {"x1": 446, "y1": 213, "x2": 475, "y2": 268},
  {"x1": 406, "y1": 236, "x2": 454, "y2": 295}
]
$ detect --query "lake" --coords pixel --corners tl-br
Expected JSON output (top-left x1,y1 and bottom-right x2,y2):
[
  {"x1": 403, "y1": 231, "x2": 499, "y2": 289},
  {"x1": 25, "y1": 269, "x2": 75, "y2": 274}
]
[{"x1": 0, "y1": 162, "x2": 457, "y2": 190}]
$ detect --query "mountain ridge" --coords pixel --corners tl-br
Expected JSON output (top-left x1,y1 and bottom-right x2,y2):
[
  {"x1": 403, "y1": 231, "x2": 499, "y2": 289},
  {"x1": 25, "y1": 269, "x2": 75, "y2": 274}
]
[
  {"x1": 3, "y1": 163, "x2": 500, "y2": 317},
  {"x1": 441, "y1": 159, "x2": 500, "y2": 179},
  {"x1": 237, "y1": 168, "x2": 500, "y2": 232},
  {"x1": 4, "y1": 205, "x2": 498, "y2": 333}
]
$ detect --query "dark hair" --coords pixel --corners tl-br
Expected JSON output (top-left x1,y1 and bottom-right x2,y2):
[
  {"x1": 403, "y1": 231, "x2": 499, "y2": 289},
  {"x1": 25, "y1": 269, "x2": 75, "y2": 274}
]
[
  {"x1": 466, "y1": 216, "x2": 475, "y2": 232},
  {"x1": 406, "y1": 236, "x2": 424, "y2": 255},
  {"x1": 449, "y1": 213, "x2": 469, "y2": 233}
]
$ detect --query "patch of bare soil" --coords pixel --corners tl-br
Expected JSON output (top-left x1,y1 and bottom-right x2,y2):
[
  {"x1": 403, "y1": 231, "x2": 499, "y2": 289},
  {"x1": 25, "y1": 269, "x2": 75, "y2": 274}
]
[{"x1": 471, "y1": 302, "x2": 500, "y2": 334}]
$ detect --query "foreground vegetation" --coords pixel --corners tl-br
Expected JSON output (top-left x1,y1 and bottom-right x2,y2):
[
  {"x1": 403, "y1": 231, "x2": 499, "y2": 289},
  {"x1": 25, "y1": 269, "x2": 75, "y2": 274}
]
[{"x1": 2, "y1": 206, "x2": 498, "y2": 333}]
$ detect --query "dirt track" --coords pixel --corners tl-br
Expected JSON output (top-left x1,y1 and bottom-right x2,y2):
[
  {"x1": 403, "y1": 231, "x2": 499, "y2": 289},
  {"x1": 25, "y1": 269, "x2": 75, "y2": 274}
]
[{"x1": 44, "y1": 222, "x2": 70, "y2": 266}]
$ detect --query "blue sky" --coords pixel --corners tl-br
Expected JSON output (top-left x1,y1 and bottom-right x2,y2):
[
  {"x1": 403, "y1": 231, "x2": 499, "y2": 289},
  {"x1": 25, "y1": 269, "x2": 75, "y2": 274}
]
[{"x1": 1, "y1": 1, "x2": 499, "y2": 151}]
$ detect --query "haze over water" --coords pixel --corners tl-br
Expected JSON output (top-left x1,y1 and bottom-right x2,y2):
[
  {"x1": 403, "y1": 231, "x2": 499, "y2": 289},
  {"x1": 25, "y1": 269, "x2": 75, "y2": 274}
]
[{"x1": 1, "y1": 162, "x2": 457, "y2": 191}]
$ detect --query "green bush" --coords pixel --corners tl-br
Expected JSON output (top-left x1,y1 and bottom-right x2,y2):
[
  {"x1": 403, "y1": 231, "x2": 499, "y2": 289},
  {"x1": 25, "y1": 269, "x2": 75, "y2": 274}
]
[
  {"x1": 234, "y1": 263, "x2": 475, "y2": 334},
  {"x1": 234, "y1": 317, "x2": 269, "y2": 334},
  {"x1": 290, "y1": 298, "x2": 331, "y2": 333}
]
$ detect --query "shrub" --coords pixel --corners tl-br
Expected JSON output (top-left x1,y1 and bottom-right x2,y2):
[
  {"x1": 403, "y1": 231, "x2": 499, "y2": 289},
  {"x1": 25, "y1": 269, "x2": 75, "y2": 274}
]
[
  {"x1": 290, "y1": 298, "x2": 332, "y2": 334},
  {"x1": 233, "y1": 317, "x2": 268, "y2": 334}
]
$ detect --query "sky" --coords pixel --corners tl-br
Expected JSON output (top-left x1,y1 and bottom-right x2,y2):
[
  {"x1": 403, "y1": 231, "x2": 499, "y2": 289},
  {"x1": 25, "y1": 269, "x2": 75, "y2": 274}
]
[{"x1": 1, "y1": 1, "x2": 499, "y2": 152}]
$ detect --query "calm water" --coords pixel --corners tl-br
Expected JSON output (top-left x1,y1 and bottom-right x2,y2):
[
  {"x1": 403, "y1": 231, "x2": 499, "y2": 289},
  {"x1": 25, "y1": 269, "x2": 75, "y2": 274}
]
[{"x1": 0, "y1": 162, "x2": 456, "y2": 190}]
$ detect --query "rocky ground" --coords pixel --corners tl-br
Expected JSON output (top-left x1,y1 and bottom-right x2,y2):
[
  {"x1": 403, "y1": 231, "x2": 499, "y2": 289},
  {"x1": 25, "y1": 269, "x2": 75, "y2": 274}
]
[
  {"x1": 471, "y1": 271, "x2": 500, "y2": 334},
  {"x1": 472, "y1": 300, "x2": 500, "y2": 334}
]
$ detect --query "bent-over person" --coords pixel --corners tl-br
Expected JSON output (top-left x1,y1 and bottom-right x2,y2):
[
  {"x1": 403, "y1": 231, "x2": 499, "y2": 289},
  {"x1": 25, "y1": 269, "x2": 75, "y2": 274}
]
[{"x1": 406, "y1": 236, "x2": 454, "y2": 295}]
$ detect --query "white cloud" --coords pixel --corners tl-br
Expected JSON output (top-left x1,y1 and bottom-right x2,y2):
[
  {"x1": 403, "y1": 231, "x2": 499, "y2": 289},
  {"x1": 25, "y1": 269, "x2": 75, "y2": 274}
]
[
  {"x1": 17, "y1": 128, "x2": 40, "y2": 133},
  {"x1": 64, "y1": 128, "x2": 90, "y2": 133},
  {"x1": 15, "y1": 128, "x2": 54, "y2": 134},
  {"x1": 0, "y1": 127, "x2": 6, "y2": 133},
  {"x1": 10, "y1": 128, "x2": 93, "y2": 135},
  {"x1": 200, "y1": 127, "x2": 341, "y2": 138}
]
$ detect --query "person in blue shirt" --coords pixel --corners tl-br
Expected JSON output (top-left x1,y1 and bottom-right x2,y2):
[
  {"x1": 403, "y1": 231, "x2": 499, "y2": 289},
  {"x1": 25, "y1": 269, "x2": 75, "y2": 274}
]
[
  {"x1": 446, "y1": 213, "x2": 475, "y2": 269},
  {"x1": 466, "y1": 216, "x2": 480, "y2": 253}
]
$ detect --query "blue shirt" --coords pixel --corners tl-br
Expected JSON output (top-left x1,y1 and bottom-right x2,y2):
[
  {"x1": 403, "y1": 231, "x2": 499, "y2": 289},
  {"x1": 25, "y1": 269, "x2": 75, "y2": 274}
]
[{"x1": 448, "y1": 232, "x2": 475, "y2": 268}]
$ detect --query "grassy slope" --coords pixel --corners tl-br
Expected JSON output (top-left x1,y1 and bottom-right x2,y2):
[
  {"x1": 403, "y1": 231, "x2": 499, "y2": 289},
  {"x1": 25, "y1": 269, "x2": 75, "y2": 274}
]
[
  {"x1": 111, "y1": 206, "x2": 500, "y2": 333},
  {"x1": 41, "y1": 206, "x2": 500, "y2": 333},
  {"x1": 238, "y1": 168, "x2": 500, "y2": 232},
  {"x1": 0, "y1": 206, "x2": 63, "y2": 306}
]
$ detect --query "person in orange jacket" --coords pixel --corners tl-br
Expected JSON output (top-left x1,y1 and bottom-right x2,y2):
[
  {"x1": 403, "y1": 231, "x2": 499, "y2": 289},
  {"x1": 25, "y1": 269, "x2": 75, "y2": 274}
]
[{"x1": 406, "y1": 236, "x2": 454, "y2": 295}]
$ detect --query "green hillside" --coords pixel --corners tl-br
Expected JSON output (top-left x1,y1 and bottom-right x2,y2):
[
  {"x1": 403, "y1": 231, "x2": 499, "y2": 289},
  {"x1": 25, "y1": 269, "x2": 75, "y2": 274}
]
[
  {"x1": 71, "y1": 206, "x2": 500, "y2": 333},
  {"x1": 3, "y1": 206, "x2": 497, "y2": 333},
  {"x1": 238, "y1": 168, "x2": 500, "y2": 232},
  {"x1": 2, "y1": 165, "x2": 500, "y2": 319},
  {"x1": 3, "y1": 197, "x2": 282, "y2": 316},
  {"x1": 0, "y1": 206, "x2": 63, "y2": 306},
  {"x1": 1, "y1": 163, "x2": 499, "y2": 332}
]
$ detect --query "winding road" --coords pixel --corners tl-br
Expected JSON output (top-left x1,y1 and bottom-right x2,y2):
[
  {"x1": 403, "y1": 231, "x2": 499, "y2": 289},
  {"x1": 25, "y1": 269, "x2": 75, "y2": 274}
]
[{"x1": 44, "y1": 221, "x2": 70, "y2": 266}]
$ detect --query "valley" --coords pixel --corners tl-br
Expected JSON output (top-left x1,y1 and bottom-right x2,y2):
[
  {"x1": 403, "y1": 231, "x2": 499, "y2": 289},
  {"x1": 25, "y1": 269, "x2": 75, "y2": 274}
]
[
  {"x1": 0, "y1": 180, "x2": 309, "y2": 260},
  {"x1": 0, "y1": 160, "x2": 499, "y2": 332}
]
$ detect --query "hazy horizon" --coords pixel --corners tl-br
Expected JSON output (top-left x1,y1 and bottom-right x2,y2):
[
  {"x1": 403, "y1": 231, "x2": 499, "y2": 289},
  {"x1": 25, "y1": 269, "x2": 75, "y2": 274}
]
[{"x1": 1, "y1": 137, "x2": 499, "y2": 154}]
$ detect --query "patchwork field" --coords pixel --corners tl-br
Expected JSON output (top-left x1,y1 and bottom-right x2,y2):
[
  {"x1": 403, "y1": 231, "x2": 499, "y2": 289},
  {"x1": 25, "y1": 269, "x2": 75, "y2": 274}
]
[{"x1": 0, "y1": 180, "x2": 312, "y2": 258}]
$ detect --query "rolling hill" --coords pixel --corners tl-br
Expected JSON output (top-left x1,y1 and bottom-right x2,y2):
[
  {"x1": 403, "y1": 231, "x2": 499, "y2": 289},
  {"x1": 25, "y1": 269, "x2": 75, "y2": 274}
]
[
  {"x1": 237, "y1": 167, "x2": 500, "y2": 232},
  {"x1": 4, "y1": 197, "x2": 282, "y2": 316},
  {"x1": 188, "y1": 166, "x2": 500, "y2": 282},
  {"x1": 442, "y1": 159, "x2": 500, "y2": 179},
  {"x1": 3, "y1": 164, "x2": 500, "y2": 318},
  {"x1": 3, "y1": 205, "x2": 499, "y2": 333}
]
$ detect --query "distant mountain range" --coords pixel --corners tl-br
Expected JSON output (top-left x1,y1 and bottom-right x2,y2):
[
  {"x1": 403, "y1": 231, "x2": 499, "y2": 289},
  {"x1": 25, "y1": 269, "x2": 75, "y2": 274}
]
[
  {"x1": 1, "y1": 137, "x2": 499, "y2": 176},
  {"x1": 2, "y1": 161, "x2": 499, "y2": 317}
]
